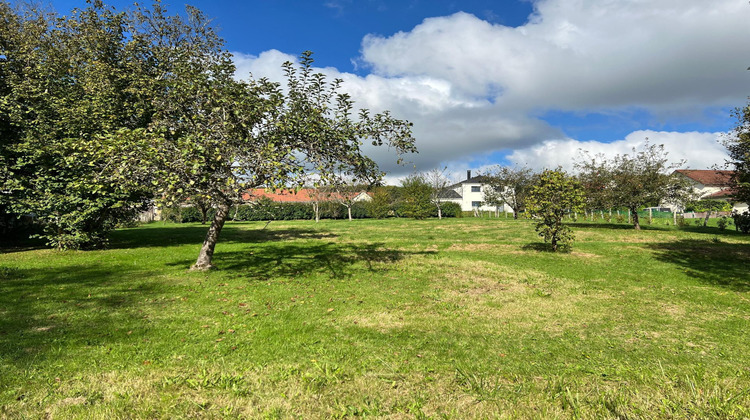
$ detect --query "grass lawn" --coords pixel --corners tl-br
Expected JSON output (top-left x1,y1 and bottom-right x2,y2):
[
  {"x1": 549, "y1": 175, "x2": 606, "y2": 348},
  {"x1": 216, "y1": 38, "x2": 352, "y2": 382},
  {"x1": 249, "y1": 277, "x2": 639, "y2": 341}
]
[{"x1": 1, "y1": 217, "x2": 750, "y2": 418}]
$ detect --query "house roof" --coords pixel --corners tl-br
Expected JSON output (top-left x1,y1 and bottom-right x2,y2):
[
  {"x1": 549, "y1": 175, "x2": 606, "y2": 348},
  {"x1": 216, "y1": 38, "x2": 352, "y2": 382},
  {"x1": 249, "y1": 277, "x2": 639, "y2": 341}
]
[
  {"x1": 675, "y1": 170, "x2": 734, "y2": 187},
  {"x1": 704, "y1": 188, "x2": 736, "y2": 199},
  {"x1": 438, "y1": 189, "x2": 462, "y2": 199},
  {"x1": 242, "y1": 188, "x2": 368, "y2": 203},
  {"x1": 447, "y1": 175, "x2": 491, "y2": 189}
]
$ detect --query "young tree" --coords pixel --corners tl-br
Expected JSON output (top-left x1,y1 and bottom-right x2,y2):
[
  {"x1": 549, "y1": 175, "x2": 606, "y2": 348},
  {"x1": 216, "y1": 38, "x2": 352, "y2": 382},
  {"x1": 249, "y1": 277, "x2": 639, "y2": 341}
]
[
  {"x1": 366, "y1": 187, "x2": 394, "y2": 219},
  {"x1": 400, "y1": 174, "x2": 433, "y2": 219},
  {"x1": 725, "y1": 101, "x2": 750, "y2": 207},
  {"x1": 575, "y1": 153, "x2": 615, "y2": 217},
  {"x1": 324, "y1": 171, "x2": 375, "y2": 221},
  {"x1": 526, "y1": 169, "x2": 585, "y2": 252},
  {"x1": 576, "y1": 143, "x2": 692, "y2": 230},
  {"x1": 482, "y1": 166, "x2": 534, "y2": 219},
  {"x1": 424, "y1": 167, "x2": 452, "y2": 219}
]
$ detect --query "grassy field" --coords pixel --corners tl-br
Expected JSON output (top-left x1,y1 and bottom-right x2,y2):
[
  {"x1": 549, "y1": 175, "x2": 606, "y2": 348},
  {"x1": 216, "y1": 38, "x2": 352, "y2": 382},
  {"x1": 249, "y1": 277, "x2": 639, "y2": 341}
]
[{"x1": 1, "y1": 217, "x2": 750, "y2": 419}]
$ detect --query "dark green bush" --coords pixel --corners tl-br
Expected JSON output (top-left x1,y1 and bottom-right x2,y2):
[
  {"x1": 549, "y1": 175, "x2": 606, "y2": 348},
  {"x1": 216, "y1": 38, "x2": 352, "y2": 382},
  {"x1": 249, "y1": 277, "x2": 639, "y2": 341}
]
[
  {"x1": 732, "y1": 211, "x2": 750, "y2": 233},
  {"x1": 162, "y1": 206, "x2": 216, "y2": 223},
  {"x1": 438, "y1": 202, "x2": 462, "y2": 218}
]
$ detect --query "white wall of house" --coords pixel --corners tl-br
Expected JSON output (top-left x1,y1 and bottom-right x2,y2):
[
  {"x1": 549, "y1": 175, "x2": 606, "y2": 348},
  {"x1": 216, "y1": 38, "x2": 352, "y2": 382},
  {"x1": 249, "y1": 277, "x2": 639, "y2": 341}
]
[
  {"x1": 684, "y1": 179, "x2": 723, "y2": 200},
  {"x1": 686, "y1": 179, "x2": 748, "y2": 213},
  {"x1": 733, "y1": 201, "x2": 749, "y2": 213},
  {"x1": 443, "y1": 177, "x2": 513, "y2": 212},
  {"x1": 351, "y1": 192, "x2": 372, "y2": 202}
]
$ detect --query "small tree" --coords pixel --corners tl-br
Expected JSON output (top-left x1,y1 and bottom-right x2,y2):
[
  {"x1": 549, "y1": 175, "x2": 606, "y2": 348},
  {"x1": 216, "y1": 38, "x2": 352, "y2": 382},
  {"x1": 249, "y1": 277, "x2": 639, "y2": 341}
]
[
  {"x1": 325, "y1": 171, "x2": 374, "y2": 221},
  {"x1": 526, "y1": 169, "x2": 585, "y2": 252},
  {"x1": 367, "y1": 187, "x2": 393, "y2": 219},
  {"x1": 400, "y1": 174, "x2": 433, "y2": 219},
  {"x1": 1, "y1": 2, "x2": 156, "y2": 248},
  {"x1": 482, "y1": 166, "x2": 534, "y2": 219},
  {"x1": 576, "y1": 153, "x2": 615, "y2": 217},
  {"x1": 424, "y1": 167, "x2": 452, "y2": 219}
]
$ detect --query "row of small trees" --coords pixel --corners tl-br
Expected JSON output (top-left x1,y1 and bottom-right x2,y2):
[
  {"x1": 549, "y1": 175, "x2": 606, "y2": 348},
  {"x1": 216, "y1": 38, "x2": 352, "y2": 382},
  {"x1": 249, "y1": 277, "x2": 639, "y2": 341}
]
[{"x1": 483, "y1": 143, "x2": 710, "y2": 230}]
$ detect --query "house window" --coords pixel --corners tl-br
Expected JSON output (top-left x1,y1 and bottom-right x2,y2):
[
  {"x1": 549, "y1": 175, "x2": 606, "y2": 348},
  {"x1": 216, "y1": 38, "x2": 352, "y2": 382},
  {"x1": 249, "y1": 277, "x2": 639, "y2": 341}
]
[
  {"x1": 472, "y1": 201, "x2": 482, "y2": 208},
  {"x1": 471, "y1": 186, "x2": 481, "y2": 192}
]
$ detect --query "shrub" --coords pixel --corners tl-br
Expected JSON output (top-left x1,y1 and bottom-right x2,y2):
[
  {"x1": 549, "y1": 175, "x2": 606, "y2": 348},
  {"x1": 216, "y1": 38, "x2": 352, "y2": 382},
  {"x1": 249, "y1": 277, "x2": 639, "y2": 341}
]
[
  {"x1": 732, "y1": 211, "x2": 750, "y2": 234},
  {"x1": 526, "y1": 169, "x2": 585, "y2": 252},
  {"x1": 717, "y1": 216, "x2": 730, "y2": 231},
  {"x1": 438, "y1": 202, "x2": 462, "y2": 218},
  {"x1": 685, "y1": 200, "x2": 733, "y2": 213}
]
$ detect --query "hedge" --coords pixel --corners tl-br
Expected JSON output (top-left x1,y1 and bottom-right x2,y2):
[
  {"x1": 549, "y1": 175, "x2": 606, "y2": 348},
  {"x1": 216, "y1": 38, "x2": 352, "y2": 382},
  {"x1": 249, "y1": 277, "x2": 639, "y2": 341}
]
[{"x1": 163, "y1": 200, "x2": 462, "y2": 223}]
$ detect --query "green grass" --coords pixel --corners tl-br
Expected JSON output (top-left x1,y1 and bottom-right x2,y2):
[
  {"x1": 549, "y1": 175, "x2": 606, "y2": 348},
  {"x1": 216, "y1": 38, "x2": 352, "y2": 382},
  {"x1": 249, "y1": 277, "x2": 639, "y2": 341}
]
[{"x1": 1, "y1": 217, "x2": 750, "y2": 418}]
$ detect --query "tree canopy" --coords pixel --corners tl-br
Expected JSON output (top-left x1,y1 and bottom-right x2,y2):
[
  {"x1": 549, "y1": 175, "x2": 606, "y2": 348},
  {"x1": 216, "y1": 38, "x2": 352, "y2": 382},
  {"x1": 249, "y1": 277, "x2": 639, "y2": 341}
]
[
  {"x1": 526, "y1": 169, "x2": 585, "y2": 252},
  {"x1": 1, "y1": 1, "x2": 156, "y2": 248},
  {"x1": 0, "y1": 1, "x2": 416, "y2": 264},
  {"x1": 725, "y1": 102, "x2": 750, "y2": 207},
  {"x1": 482, "y1": 165, "x2": 535, "y2": 219}
]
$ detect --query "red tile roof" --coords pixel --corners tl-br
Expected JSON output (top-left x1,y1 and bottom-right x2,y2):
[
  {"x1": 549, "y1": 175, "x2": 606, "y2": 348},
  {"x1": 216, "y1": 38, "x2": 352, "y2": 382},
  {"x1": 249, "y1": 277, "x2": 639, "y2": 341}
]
[
  {"x1": 242, "y1": 189, "x2": 368, "y2": 203},
  {"x1": 674, "y1": 170, "x2": 734, "y2": 187},
  {"x1": 704, "y1": 188, "x2": 736, "y2": 199}
]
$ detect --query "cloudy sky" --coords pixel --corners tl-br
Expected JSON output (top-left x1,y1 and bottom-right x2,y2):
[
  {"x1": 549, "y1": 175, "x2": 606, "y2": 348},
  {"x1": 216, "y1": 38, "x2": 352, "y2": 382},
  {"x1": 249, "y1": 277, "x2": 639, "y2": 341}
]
[{"x1": 40, "y1": 0, "x2": 750, "y2": 182}]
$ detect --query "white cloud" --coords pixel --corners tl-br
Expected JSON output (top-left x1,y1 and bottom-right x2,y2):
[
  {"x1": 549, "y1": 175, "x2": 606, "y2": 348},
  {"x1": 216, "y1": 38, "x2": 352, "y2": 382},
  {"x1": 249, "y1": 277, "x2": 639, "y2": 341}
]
[
  {"x1": 231, "y1": 0, "x2": 749, "y2": 181},
  {"x1": 360, "y1": 0, "x2": 750, "y2": 113},
  {"x1": 506, "y1": 130, "x2": 730, "y2": 172}
]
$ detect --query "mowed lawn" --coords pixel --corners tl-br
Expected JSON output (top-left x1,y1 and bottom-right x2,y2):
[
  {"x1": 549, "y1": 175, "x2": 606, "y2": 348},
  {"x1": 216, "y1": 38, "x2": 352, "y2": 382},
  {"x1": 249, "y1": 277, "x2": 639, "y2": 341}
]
[{"x1": 1, "y1": 218, "x2": 750, "y2": 419}]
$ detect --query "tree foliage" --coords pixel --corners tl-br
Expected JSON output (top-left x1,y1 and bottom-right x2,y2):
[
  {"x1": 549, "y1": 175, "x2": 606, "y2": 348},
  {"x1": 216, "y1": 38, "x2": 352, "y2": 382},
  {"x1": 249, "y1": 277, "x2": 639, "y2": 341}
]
[
  {"x1": 526, "y1": 169, "x2": 585, "y2": 252},
  {"x1": 482, "y1": 166, "x2": 534, "y2": 219},
  {"x1": 576, "y1": 143, "x2": 692, "y2": 230},
  {"x1": 366, "y1": 187, "x2": 395, "y2": 219},
  {"x1": 400, "y1": 174, "x2": 433, "y2": 219},
  {"x1": 725, "y1": 102, "x2": 750, "y2": 206},
  {"x1": 1, "y1": 1, "x2": 155, "y2": 248},
  {"x1": 0, "y1": 1, "x2": 416, "y2": 262}
]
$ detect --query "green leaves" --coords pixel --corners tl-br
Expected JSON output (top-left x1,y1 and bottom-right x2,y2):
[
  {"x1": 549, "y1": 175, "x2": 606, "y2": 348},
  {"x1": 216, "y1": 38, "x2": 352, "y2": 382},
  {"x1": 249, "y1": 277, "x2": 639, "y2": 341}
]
[
  {"x1": 526, "y1": 169, "x2": 585, "y2": 252},
  {"x1": 575, "y1": 142, "x2": 693, "y2": 230}
]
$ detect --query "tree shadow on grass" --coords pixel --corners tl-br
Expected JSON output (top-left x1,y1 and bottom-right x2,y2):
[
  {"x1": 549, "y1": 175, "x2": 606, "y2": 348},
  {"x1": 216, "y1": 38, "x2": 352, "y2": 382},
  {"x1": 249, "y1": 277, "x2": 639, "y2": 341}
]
[
  {"x1": 0, "y1": 264, "x2": 164, "y2": 368},
  {"x1": 109, "y1": 223, "x2": 336, "y2": 250},
  {"x1": 565, "y1": 222, "x2": 668, "y2": 231},
  {"x1": 521, "y1": 243, "x2": 554, "y2": 252},
  {"x1": 521, "y1": 243, "x2": 575, "y2": 254},
  {"x1": 169, "y1": 241, "x2": 432, "y2": 279},
  {"x1": 0, "y1": 232, "x2": 427, "y2": 372},
  {"x1": 646, "y1": 239, "x2": 750, "y2": 291}
]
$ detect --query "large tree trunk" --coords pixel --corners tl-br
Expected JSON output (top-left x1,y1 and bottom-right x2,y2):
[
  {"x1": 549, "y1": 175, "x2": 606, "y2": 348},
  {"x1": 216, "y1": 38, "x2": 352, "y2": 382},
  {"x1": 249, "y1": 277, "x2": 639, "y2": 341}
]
[
  {"x1": 631, "y1": 208, "x2": 641, "y2": 230},
  {"x1": 191, "y1": 201, "x2": 230, "y2": 270},
  {"x1": 513, "y1": 209, "x2": 519, "y2": 219},
  {"x1": 436, "y1": 203, "x2": 442, "y2": 220},
  {"x1": 347, "y1": 205, "x2": 352, "y2": 221}
]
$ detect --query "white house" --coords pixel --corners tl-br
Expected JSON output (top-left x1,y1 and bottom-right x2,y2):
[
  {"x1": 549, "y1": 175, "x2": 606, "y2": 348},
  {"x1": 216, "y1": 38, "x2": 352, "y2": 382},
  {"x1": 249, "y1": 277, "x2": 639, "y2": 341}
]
[
  {"x1": 673, "y1": 169, "x2": 748, "y2": 213},
  {"x1": 441, "y1": 170, "x2": 513, "y2": 212}
]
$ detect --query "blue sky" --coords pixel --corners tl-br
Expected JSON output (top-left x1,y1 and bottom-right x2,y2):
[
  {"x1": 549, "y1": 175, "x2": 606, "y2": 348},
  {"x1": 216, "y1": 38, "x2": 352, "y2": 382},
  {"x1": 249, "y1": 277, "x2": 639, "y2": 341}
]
[{"x1": 30, "y1": 0, "x2": 750, "y2": 182}]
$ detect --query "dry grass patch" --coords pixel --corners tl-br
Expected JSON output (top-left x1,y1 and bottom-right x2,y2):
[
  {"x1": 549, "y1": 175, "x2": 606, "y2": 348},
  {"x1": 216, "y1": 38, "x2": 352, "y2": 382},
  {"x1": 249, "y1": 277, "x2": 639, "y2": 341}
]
[
  {"x1": 446, "y1": 243, "x2": 503, "y2": 252},
  {"x1": 343, "y1": 311, "x2": 408, "y2": 332}
]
